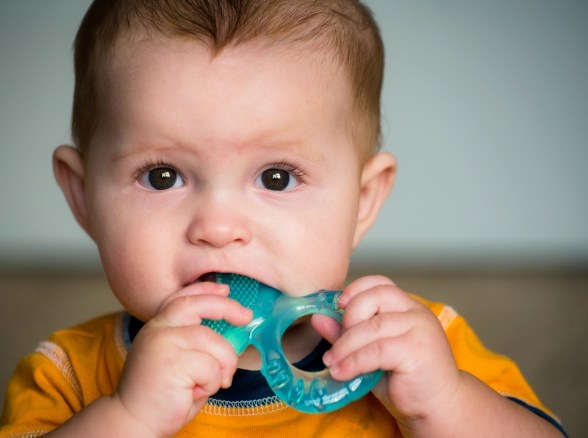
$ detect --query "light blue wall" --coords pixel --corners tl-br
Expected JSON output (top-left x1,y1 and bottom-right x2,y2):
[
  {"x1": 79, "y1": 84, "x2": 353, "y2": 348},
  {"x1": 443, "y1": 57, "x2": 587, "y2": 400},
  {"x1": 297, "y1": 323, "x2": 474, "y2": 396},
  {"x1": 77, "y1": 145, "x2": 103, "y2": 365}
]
[
  {"x1": 360, "y1": 0, "x2": 588, "y2": 267},
  {"x1": 1, "y1": 1, "x2": 587, "y2": 269}
]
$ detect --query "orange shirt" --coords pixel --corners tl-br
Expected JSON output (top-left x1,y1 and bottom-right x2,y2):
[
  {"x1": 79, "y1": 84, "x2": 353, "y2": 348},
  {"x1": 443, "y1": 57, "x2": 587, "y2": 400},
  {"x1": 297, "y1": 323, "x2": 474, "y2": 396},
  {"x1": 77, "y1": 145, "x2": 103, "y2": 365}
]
[{"x1": 0, "y1": 298, "x2": 563, "y2": 437}]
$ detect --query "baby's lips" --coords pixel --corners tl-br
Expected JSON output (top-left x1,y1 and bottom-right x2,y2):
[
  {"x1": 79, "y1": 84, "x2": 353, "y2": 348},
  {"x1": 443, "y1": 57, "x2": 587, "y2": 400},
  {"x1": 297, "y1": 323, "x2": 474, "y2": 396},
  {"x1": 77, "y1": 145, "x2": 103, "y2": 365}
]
[
  {"x1": 159, "y1": 279, "x2": 229, "y2": 311},
  {"x1": 182, "y1": 279, "x2": 229, "y2": 296},
  {"x1": 197, "y1": 272, "x2": 218, "y2": 284},
  {"x1": 183, "y1": 271, "x2": 220, "y2": 288}
]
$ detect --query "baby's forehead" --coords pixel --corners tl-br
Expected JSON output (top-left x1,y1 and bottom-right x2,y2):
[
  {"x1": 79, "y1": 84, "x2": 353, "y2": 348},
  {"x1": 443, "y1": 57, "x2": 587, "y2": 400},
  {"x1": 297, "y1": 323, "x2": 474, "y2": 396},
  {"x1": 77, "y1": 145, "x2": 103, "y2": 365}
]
[
  {"x1": 93, "y1": 34, "x2": 358, "y2": 147},
  {"x1": 91, "y1": 35, "x2": 369, "y2": 160},
  {"x1": 106, "y1": 34, "x2": 353, "y2": 104}
]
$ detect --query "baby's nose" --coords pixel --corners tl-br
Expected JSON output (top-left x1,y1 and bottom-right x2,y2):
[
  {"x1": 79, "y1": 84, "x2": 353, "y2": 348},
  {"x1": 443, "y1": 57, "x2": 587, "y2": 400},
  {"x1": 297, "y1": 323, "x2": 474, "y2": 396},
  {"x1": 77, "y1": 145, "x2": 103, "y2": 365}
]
[{"x1": 186, "y1": 196, "x2": 252, "y2": 248}]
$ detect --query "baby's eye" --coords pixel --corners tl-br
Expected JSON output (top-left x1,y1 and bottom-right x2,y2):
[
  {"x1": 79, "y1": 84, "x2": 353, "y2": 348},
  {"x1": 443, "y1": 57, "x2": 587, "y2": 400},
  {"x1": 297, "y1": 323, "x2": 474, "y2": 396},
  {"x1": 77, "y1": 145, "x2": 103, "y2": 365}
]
[
  {"x1": 138, "y1": 166, "x2": 184, "y2": 191},
  {"x1": 256, "y1": 168, "x2": 300, "y2": 191}
]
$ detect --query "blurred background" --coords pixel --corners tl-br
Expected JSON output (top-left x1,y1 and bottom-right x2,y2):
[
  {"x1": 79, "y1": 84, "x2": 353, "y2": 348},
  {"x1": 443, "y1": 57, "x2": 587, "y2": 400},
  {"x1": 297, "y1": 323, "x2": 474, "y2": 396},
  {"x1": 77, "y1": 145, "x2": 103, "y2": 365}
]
[{"x1": 1, "y1": 0, "x2": 586, "y2": 435}]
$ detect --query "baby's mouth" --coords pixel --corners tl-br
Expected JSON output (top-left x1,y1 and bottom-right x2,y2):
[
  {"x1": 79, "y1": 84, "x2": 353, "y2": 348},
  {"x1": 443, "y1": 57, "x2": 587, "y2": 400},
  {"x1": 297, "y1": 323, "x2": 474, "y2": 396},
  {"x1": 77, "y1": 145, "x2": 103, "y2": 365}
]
[
  {"x1": 197, "y1": 272, "x2": 218, "y2": 283},
  {"x1": 184, "y1": 272, "x2": 219, "y2": 288}
]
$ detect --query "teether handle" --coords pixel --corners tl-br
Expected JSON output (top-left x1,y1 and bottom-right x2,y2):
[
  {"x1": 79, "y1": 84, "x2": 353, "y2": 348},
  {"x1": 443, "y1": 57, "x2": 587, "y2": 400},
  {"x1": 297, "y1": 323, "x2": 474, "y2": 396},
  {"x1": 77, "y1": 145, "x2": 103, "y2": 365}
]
[{"x1": 254, "y1": 290, "x2": 383, "y2": 413}]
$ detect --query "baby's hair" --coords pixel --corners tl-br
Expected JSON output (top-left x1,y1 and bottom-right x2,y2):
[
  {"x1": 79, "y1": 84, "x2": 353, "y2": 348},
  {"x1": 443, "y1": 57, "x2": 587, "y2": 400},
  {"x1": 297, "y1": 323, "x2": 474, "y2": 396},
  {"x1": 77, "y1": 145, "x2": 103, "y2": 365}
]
[{"x1": 72, "y1": 0, "x2": 384, "y2": 157}]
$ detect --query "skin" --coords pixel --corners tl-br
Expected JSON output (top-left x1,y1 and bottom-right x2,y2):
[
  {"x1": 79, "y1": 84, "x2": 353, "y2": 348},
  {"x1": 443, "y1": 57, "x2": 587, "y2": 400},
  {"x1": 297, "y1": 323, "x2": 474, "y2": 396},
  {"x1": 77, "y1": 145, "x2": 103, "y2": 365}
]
[{"x1": 50, "y1": 38, "x2": 561, "y2": 437}]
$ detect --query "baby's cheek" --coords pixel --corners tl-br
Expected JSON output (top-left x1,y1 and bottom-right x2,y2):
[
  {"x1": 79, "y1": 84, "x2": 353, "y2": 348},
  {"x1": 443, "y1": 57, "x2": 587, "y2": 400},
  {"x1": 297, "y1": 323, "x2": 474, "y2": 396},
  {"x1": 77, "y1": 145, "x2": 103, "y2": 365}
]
[{"x1": 99, "y1": 246, "x2": 163, "y2": 321}]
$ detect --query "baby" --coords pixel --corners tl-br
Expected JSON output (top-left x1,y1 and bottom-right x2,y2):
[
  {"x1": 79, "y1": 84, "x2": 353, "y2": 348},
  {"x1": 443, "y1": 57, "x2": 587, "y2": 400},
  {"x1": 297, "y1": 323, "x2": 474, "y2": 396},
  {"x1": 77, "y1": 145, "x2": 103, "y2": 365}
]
[{"x1": 1, "y1": 0, "x2": 565, "y2": 436}]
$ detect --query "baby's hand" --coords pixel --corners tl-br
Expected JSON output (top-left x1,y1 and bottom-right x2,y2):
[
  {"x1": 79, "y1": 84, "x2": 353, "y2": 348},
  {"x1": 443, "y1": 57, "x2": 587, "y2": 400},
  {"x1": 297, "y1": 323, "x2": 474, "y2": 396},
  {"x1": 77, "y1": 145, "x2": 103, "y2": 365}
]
[
  {"x1": 112, "y1": 282, "x2": 252, "y2": 437},
  {"x1": 318, "y1": 276, "x2": 461, "y2": 427}
]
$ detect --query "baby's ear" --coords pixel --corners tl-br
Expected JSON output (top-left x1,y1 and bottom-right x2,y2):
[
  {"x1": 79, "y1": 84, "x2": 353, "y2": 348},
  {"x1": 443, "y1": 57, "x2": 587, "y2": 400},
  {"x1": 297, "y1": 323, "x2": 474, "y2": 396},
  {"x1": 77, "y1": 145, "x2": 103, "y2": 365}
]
[
  {"x1": 53, "y1": 145, "x2": 93, "y2": 238},
  {"x1": 352, "y1": 152, "x2": 396, "y2": 248}
]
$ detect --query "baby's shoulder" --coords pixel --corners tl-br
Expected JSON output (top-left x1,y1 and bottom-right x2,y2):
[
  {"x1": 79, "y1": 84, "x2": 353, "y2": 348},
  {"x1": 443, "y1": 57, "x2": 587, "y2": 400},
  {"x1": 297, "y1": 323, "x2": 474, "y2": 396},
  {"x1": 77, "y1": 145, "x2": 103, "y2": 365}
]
[
  {"x1": 45, "y1": 311, "x2": 125, "y2": 346},
  {"x1": 35, "y1": 311, "x2": 128, "y2": 372}
]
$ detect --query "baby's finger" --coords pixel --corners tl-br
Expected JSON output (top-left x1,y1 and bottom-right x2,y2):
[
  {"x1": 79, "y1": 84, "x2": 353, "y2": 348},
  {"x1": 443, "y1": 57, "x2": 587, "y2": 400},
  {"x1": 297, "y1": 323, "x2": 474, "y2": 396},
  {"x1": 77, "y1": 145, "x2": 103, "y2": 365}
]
[
  {"x1": 324, "y1": 311, "x2": 414, "y2": 367},
  {"x1": 341, "y1": 284, "x2": 417, "y2": 329},
  {"x1": 182, "y1": 350, "x2": 227, "y2": 399},
  {"x1": 328, "y1": 335, "x2": 411, "y2": 381},
  {"x1": 338, "y1": 275, "x2": 395, "y2": 307},
  {"x1": 311, "y1": 314, "x2": 341, "y2": 344},
  {"x1": 156, "y1": 293, "x2": 252, "y2": 328},
  {"x1": 174, "y1": 324, "x2": 241, "y2": 388},
  {"x1": 159, "y1": 281, "x2": 230, "y2": 313}
]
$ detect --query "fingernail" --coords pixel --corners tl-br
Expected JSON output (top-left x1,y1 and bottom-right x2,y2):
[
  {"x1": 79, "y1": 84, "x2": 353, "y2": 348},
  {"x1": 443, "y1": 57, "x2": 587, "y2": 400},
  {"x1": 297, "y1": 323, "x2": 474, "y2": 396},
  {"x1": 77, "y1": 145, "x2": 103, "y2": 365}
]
[
  {"x1": 337, "y1": 295, "x2": 349, "y2": 307},
  {"x1": 323, "y1": 351, "x2": 332, "y2": 366},
  {"x1": 329, "y1": 364, "x2": 341, "y2": 378}
]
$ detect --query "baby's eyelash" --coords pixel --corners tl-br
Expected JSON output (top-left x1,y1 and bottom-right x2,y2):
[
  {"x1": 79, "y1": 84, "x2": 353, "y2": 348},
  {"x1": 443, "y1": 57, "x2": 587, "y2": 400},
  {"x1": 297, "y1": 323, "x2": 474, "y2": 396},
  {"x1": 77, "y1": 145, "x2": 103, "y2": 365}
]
[
  {"x1": 133, "y1": 158, "x2": 171, "y2": 181},
  {"x1": 273, "y1": 160, "x2": 307, "y2": 181}
]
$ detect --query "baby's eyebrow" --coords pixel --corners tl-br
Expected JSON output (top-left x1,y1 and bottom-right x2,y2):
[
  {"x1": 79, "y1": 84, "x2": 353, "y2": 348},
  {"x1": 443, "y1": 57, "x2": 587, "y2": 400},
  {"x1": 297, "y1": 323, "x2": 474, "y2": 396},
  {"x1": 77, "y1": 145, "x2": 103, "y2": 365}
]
[
  {"x1": 109, "y1": 142, "x2": 188, "y2": 162},
  {"x1": 110, "y1": 137, "x2": 329, "y2": 164},
  {"x1": 248, "y1": 139, "x2": 328, "y2": 163}
]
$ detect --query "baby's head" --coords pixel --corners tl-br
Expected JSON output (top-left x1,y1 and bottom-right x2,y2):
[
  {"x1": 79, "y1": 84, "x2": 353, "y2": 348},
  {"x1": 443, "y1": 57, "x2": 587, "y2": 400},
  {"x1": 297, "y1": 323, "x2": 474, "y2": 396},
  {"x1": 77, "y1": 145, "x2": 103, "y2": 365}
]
[
  {"x1": 72, "y1": 0, "x2": 384, "y2": 159},
  {"x1": 55, "y1": 0, "x2": 396, "y2": 321}
]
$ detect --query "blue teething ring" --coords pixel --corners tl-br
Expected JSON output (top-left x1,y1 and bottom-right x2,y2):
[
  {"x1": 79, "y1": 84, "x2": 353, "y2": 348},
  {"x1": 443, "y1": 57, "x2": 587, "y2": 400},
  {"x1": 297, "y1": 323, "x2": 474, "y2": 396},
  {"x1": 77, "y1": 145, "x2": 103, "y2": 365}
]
[{"x1": 201, "y1": 273, "x2": 384, "y2": 413}]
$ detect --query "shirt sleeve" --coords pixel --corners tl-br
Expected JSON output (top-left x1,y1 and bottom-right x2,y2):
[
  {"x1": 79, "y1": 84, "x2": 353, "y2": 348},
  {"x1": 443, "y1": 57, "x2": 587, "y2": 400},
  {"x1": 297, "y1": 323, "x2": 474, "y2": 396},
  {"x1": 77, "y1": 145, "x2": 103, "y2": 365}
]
[
  {"x1": 1, "y1": 313, "x2": 123, "y2": 438},
  {"x1": 420, "y1": 297, "x2": 567, "y2": 436},
  {"x1": 0, "y1": 344, "x2": 83, "y2": 437}
]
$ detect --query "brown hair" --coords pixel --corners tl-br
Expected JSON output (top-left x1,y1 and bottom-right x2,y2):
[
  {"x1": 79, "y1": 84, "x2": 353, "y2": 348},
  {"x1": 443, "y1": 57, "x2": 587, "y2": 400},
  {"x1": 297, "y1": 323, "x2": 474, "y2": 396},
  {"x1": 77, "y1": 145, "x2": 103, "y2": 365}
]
[{"x1": 72, "y1": 0, "x2": 384, "y2": 157}]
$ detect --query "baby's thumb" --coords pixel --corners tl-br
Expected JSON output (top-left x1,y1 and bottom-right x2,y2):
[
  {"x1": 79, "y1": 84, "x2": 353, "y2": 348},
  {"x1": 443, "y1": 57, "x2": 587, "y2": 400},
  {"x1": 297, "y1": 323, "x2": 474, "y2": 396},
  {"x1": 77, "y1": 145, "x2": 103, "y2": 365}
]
[{"x1": 310, "y1": 314, "x2": 342, "y2": 345}]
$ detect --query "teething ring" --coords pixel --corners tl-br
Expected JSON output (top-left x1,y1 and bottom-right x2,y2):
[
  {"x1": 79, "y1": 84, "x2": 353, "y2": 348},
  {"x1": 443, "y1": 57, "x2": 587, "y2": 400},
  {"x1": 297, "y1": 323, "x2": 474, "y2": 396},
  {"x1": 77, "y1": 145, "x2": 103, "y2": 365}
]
[{"x1": 201, "y1": 274, "x2": 383, "y2": 413}]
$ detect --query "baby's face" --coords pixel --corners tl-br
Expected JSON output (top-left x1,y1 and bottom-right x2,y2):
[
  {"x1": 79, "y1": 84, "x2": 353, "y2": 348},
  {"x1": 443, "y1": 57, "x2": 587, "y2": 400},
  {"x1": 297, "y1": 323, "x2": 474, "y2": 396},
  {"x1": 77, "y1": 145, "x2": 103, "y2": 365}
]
[{"x1": 83, "y1": 38, "x2": 366, "y2": 321}]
